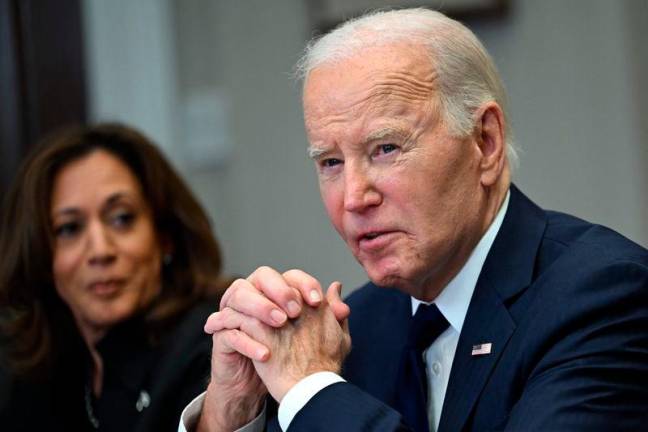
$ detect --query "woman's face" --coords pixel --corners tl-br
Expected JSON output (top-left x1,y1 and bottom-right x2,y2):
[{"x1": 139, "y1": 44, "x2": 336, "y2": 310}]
[{"x1": 51, "y1": 149, "x2": 164, "y2": 343}]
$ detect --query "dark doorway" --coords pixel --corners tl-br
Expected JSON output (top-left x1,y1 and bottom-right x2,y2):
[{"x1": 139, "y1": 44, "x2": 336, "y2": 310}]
[{"x1": 0, "y1": 0, "x2": 87, "y2": 195}]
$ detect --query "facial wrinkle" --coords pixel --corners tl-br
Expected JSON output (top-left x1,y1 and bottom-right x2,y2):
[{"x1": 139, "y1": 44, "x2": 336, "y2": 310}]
[
  {"x1": 305, "y1": 90, "x2": 374, "y2": 140},
  {"x1": 369, "y1": 71, "x2": 437, "y2": 104},
  {"x1": 305, "y1": 66, "x2": 438, "y2": 146}
]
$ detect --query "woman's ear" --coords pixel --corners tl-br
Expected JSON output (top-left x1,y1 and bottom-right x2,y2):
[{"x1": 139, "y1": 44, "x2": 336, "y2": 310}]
[{"x1": 474, "y1": 102, "x2": 506, "y2": 186}]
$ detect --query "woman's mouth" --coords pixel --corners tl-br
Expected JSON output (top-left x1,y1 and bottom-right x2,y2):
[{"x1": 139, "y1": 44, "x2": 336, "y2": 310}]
[{"x1": 88, "y1": 279, "x2": 124, "y2": 297}]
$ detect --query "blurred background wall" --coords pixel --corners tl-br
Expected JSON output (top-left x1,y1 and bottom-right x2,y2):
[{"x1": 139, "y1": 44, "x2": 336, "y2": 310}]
[
  {"x1": 3, "y1": 0, "x2": 646, "y2": 295},
  {"x1": 80, "y1": 0, "x2": 648, "y2": 293}
]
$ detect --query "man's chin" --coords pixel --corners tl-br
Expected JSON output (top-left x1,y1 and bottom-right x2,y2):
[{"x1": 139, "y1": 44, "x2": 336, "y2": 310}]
[
  {"x1": 363, "y1": 262, "x2": 425, "y2": 297},
  {"x1": 364, "y1": 266, "x2": 403, "y2": 289}
]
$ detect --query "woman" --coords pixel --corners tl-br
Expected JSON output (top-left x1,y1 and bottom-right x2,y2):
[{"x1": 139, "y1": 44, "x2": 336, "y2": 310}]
[{"x1": 0, "y1": 124, "x2": 229, "y2": 431}]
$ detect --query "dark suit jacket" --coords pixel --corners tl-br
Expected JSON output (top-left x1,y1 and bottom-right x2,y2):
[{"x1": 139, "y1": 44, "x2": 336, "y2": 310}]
[
  {"x1": 287, "y1": 185, "x2": 648, "y2": 431},
  {"x1": 0, "y1": 300, "x2": 215, "y2": 432}
]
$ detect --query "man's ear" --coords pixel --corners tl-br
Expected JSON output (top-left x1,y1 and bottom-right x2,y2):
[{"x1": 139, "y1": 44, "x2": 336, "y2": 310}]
[{"x1": 474, "y1": 102, "x2": 507, "y2": 186}]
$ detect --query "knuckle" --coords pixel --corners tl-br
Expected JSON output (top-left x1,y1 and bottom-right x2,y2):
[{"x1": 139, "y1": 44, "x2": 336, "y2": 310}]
[
  {"x1": 286, "y1": 269, "x2": 322, "y2": 292},
  {"x1": 219, "y1": 307, "x2": 234, "y2": 322},
  {"x1": 249, "y1": 316, "x2": 265, "y2": 334},
  {"x1": 216, "y1": 330, "x2": 233, "y2": 349},
  {"x1": 221, "y1": 279, "x2": 246, "y2": 309},
  {"x1": 243, "y1": 295, "x2": 276, "y2": 324},
  {"x1": 283, "y1": 268, "x2": 302, "y2": 278},
  {"x1": 256, "y1": 265, "x2": 273, "y2": 276},
  {"x1": 230, "y1": 278, "x2": 248, "y2": 291},
  {"x1": 206, "y1": 312, "x2": 221, "y2": 329},
  {"x1": 228, "y1": 329, "x2": 243, "y2": 345},
  {"x1": 229, "y1": 286, "x2": 248, "y2": 309},
  {"x1": 206, "y1": 311, "x2": 219, "y2": 322}
]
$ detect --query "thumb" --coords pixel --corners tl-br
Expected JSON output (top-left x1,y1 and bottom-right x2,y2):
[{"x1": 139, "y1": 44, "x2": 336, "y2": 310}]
[{"x1": 326, "y1": 281, "x2": 350, "y2": 322}]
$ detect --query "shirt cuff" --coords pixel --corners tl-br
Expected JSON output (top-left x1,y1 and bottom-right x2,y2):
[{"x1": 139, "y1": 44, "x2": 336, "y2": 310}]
[
  {"x1": 178, "y1": 391, "x2": 266, "y2": 432},
  {"x1": 179, "y1": 392, "x2": 205, "y2": 432},
  {"x1": 277, "y1": 372, "x2": 345, "y2": 431}
]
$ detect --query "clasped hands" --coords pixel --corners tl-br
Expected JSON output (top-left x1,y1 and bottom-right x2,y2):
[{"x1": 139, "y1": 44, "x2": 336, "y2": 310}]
[{"x1": 199, "y1": 266, "x2": 351, "y2": 431}]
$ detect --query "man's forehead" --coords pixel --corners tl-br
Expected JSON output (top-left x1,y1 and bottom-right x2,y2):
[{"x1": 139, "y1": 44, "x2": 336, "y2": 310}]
[
  {"x1": 303, "y1": 43, "x2": 438, "y2": 115},
  {"x1": 305, "y1": 42, "x2": 434, "y2": 81}
]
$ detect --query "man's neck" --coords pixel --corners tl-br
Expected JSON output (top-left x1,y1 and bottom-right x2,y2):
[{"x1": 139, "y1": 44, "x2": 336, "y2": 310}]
[
  {"x1": 416, "y1": 180, "x2": 511, "y2": 302},
  {"x1": 414, "y1": 187, "x2": 511, "y2": 334}
]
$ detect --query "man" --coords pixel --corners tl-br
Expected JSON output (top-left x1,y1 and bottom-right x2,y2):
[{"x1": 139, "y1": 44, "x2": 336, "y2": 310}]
[{"x1": 182, "y1": 8, "x2": 648, "y2": 432}]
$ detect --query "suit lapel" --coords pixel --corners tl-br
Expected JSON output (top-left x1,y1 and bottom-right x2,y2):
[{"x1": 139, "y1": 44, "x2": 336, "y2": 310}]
[
  {"x1": 344, "y1": 286, "x2": 412, "y2": 405},
  {"x1": 437, "y1": 275, "x2": 515, "y2": 432},
  {"x1": 438, "y1": 185, "x2": 547, "y2": 432}
]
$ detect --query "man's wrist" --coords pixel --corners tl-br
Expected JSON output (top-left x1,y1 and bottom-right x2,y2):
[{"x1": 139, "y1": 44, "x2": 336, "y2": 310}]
[
  {"x1": 277, "y1": 372, "x2": 346, "y2": 431},
  {"x1": 196, "y1": 382, "x2": 266, "y2": 432}
]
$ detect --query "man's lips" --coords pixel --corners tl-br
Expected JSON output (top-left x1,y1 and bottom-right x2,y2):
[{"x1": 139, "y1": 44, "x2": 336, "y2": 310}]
[{"x1": 356, "y1": 230, "x2": 399, "y2": 251}]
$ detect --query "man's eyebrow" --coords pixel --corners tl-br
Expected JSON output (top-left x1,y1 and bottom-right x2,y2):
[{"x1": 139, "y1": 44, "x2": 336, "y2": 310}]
[
  {"x1": 364, "y1": 127, "x2": 408, "y2": 143},
  {"x1": 307, "y1": 146, "x2": 331, "y2": 160}
]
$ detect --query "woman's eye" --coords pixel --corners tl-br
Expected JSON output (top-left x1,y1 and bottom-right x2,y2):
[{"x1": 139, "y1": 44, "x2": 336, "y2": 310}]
[
  {"x1": 110, "y1": 211, "x2": 135, "y2": 228},
  {"x1": 54, "y1": 222, "x2": 81, "y2": 238}
]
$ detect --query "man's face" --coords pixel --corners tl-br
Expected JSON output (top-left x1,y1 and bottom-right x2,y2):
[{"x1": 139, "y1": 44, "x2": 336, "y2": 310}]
[{"x1": 304, "y1": 43, "x2": 487, "y2": 300}]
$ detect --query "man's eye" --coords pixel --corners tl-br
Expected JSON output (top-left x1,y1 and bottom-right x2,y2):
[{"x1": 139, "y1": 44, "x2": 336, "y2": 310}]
[
  {"x1": 54, "y1": 222, "x2": 81, "y2": 238},
  {"x1": 376, "y1": 144, "x2": 398, "y2": 155},
  {"x1": 321, "y1": 158, "x2": 342, "y2": 168}
]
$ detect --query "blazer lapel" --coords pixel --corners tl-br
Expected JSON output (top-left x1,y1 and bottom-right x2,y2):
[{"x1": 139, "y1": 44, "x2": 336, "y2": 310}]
[
  {"x1": 437, "y1": 276, "x2": 515, "y2": 432},
  {"x1": 344, "y1": 286, "x2": 412, "y2": 405},
  {"x1": 438, "y1": 185, "x2": 547, "y2": 432}
]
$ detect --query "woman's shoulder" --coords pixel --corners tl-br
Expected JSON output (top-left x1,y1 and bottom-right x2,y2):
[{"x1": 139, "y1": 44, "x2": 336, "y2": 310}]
[
  {"x1": 165, "y1": 298, "x2": 218, "y2": 346},
  {"x1": 151, "y1": 297, "x2": 218, "y2": 369},
  {"x1": 135, "y1": 299, "x2": 216, "y2": 431}
]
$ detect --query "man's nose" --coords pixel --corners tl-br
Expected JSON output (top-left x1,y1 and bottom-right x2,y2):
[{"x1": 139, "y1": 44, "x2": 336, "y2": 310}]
[
  {"x1": 86, "y1": 222, "x2": 117, "y2": 266},
  {"x1": 343, "y1": 165, "x2": 382, "y2": 213}
]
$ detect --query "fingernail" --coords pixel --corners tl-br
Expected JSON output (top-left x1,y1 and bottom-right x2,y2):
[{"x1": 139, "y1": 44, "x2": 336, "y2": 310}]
[
  {"x1": 310, "y1": 290, "x2": 321, "y2": 302},
  {"x1": 271, "y1": 309, "x2": 287, "y2": 325},
  {"x1": 287, "y1": 300, "x2": 301, "y2": 317}
]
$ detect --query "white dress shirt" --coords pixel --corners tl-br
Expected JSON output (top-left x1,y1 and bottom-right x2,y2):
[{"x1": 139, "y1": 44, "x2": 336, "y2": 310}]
[{"x1": 179, "y1": 192, "x2": 509, "y2": 432}]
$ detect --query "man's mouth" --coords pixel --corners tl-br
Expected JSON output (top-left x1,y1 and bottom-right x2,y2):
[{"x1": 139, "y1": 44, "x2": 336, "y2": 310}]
[
  {"x1": 357, "y1": 231, "x2": 397, "y2": 251},
  {"x1": 363, "y1": 232, "x2": 381, "y2": 240}
]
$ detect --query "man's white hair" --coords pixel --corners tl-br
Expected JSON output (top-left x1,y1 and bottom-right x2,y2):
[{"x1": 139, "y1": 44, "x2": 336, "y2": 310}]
[{"x1": 296, "y1": 8, "x2": 519, "y2": 169}]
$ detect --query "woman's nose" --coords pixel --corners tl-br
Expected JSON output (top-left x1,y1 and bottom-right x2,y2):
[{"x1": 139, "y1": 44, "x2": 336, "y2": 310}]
[{"x1": 86, "y1": 222, "x2": 117, "y2": 266}]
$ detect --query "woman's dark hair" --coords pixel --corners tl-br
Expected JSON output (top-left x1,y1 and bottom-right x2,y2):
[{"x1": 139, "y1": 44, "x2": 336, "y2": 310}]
[{"x1": 0, "y1": 123, "x2": 228, "y2": 375}]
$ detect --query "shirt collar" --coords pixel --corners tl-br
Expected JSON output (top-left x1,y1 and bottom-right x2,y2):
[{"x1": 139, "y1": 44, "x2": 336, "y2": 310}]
[{"x1": 412, "y1": 190, "x2": 510, "y2": 333}]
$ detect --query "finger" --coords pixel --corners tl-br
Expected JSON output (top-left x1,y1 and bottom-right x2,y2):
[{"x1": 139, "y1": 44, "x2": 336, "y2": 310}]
[
  {"x1": 247, "y1": 266, "x2": 304, "y2": 319},
  {"x1": 215, "y1": 329, "x2": 270, "y2": 362},
  {"x1": 341, "y1": 319, "x2": 352, "y2": 357},
  {"x1": 208, "y1": 308, "x2": 273, "y2": 361},
  {"x1": 282, "y1": 269, "x2": 323, "y2": 307},
  {"x1": 205, "y1": 307, "x2": 252, "y2": 334},
  {"x1": 326, "y1": 281, "x2": 351, "y2": 322},
  {"x1": 220, "y1": 278, "x2": 288, "y2": 327}
]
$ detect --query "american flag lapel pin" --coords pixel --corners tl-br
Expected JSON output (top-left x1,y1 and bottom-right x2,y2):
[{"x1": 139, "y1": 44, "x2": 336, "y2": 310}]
[{"x1": 471, "y1": 342, "x2": 492, "y2": 356}]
